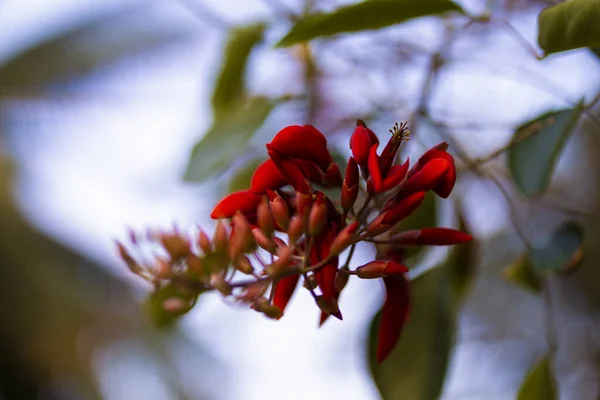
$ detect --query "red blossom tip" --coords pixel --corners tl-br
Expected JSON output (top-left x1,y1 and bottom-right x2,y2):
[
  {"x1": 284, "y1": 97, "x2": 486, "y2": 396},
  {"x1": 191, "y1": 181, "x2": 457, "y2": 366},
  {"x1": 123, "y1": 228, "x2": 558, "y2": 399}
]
[
  {"x1": 267, "y1": 125, "x2": 332, "y2": 171},
  {"x1": 251, "y1": 159, "x2": 289, "y2": 194},
  {"x1": 377, "y1": 275, "x2": 410, "y2": 362},
  {"x1": 416, "y1": 227, "x2": 473, "y2": 245},
  {"x1": 211, "y1": 189, "x2": 262, "y2": 219},
  {"x1": 350, "y1": 125, "x2": 379, "y2": 167}
]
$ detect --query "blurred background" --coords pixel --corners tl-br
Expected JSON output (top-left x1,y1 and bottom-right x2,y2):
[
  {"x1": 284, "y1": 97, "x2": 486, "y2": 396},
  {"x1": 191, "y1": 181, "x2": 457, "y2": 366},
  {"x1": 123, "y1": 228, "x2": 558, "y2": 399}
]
[{"x1": 1, "y1": 0, "x2": 599, "y2": 399}]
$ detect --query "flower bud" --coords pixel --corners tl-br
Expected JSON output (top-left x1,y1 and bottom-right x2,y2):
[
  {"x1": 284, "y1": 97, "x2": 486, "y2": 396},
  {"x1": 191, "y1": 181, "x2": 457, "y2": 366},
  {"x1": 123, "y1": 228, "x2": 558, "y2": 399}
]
[
  {"x1": 252, "y1": 228, "x2": 277, "y2": 254},
  {"x1": 270, "y1": 194, "x2": 290, "y2": 231},
  {"x1": 309, "y1": 202, "x2": 327, "y2": 236},
  {"x1": 341, "y1": 157, "x2": 359, "y2": 212},
  {"x1": 213, "y1": 221, "x2": 228, "y2": 253},
  {"x1": 186, "y1": 254, "x2": 204, "y2": 274},
  {"x1": 233, "y1": 255, "x2": 254, "y2": 274},
  {"x1": 367, "y1": 192, "x2": 425, "y2": 236},
  {"x1": 287, "y1": 216, "x2": 305, "y2": 247},
  {"x1": 210, "y1": 274, "x2": 232, "y2": 296},
  {"x1": 230, "y1": 212, "x2": 254, "y2": 258},
  {"x1": 257, "y1": 200, "x2": 274, "y2": 237},
  {"x1": 251, "y1": 297, "x2": 283, "y2": 319},
  {"x1": 315, "y1": 296, "x2": 342, "y2": 320},
  {"x1": 269, "y1": 245, "x2": 294, "y2": 278},
  {"x1": 117, "y1": 241, "x2": 142, "y2": 275},
  {"x1": 295, "y1": 191, "x2": 312, "y2": 218},
  {"x1": 197, "y1": 229, "x2": 212, "y2": 254},
  {"x1": 334, "y1": 266, "x2": 350, "y2": 293},
  {"x1": 356, "y1": 260, "x2": 408, "y2": 279},
  {"x1": 160, "y1": 233, "x2": 190, "y2": 261},
  {"x1": 329, "y1": 221, "x2": 359, "y2": 256},
  {"x1": 350, "y1": 120, "x2": 379, "y2": 167},
  {"x1": 304, "y1": 273, "x2": 318, "y2": 290},
  {"x1": 236, "y1": 281, "x2": 269, "y2": 303},
  {"x1": 162, "y1": 298, "x2": 191, "y2": 314}
]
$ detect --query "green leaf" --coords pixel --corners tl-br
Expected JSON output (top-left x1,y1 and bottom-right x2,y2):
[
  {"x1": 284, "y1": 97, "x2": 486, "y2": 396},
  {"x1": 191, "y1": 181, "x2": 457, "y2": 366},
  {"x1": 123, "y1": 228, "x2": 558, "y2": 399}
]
[
  {"x1": 184, "y1": 97, "x2": 274, "y2": 182},
  {"x1": 508, "y1": 103, "x2": 584, "y2": 197},
  {"x1": 538, "y1": 0, "x2": 600, "y2": 55},
  {"x1": 0, "y1": 4, "x2": 189, "y2": 92},
  {"x1": 229, "y1": 158, "x2": 263, "y2": 193},
  {"x1": 590, "y1": 47, "x2": 600, "y2": 61},
  {"x1": 528, "y1": 221, "x2": 584, "y2": 273},
  {"x1": 212, "y1": 23, "x2": 266, "y2": 114},
  {"x1": 368, "y1": 267, "x2": 454, "y2": 400},
  {"x1": 516, "y1": 356, "x2": 557, "y2": 400},
  {"x1": 276, "y1": 0, "x2": 464, "y2": 47},
  {"x1": 503, "y1": 256, "x2": 542, "y2": 293}
]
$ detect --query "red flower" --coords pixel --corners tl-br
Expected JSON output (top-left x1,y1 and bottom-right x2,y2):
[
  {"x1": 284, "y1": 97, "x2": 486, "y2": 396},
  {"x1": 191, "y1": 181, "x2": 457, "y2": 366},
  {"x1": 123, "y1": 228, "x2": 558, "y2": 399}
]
[
  {"x1": 403, "y1": 143, "x2": 456, "y2": 199},
  {"x1": 350, "y1": 120, "x2": 379, "y2": 167},
  {"x1": 341, "y1": 157, "x2": 359, "y2": 212},
  {"x1": 367, "y1": 145, "x2": 410, "y2": 194},
  {"x1": 211, "y1": 189, "x2": 262, "y2": 219},
  {"x1": 377, "y1": 275, "x2": 410, "y2": 362},
  {"x1": 391, "y1": 228, "x2": 473, "y2": 246},
  {"x1": 272, "y1": 274, "x2": 300, "y2": 318},
  {"x1": 251, "y1": 159, "x2": 289, "y2": 194},
  {"x1": 367, "y1": 192, "x2": 426, "y2": 236},
  {"x1": 356, "y1": 260, "x2": 409, "y2": 279},
  {"x1": 267, "y1": 125, "x2": 332, "y2": 171},
  {"x1": 312, "y1": 223, "x2": 341, "y2": 320}
]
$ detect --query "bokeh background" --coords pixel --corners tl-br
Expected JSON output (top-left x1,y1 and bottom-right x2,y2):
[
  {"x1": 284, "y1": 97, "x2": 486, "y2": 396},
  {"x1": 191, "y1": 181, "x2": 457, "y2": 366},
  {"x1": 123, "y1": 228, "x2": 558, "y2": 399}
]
[{"x1": 1, "y1": 0, "x2": 600, "y2": 399}]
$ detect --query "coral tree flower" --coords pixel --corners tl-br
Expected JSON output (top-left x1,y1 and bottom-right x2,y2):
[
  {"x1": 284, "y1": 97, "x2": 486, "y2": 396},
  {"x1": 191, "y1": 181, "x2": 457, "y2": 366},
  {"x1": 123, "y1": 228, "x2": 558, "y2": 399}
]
[{"x1": 136, "y1": 121, "x2": 471, "y2": 368}]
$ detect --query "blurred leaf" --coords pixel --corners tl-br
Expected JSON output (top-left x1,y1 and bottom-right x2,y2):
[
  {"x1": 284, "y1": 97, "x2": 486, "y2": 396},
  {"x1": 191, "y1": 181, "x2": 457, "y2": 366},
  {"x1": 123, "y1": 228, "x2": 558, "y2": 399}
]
[
  {"x1": 0, "y1": 4, "x2": 191, "y2": 92},
  {"x1": 184, "y1": 96, "x2": 274, "y2": 182},
  {"x1": 591, "y1": 47, "x2": 600, "y2": 61},
  {"x1": 508, "y1": 103, "x2": 584, "y2": 197},
  {"x1": 504, "y1": 256, "x2": 542, "y2": 293},
  {"x1": 368, "y1": 267, "x2": 454, "y2": 400},
  {"x1": 229, "y1": 158, "x2": 263, "y2": 193},
  {"x1": 538, "y1": 0, "x2": 600, "y2": 55},
  {"x1": 276, "y1": 0, "x2": 464, "y2": 47},
  {"x1": 212, "y1": 23, "x2": 266, "y2": 114},
  {"x1": 516, "y1": 356, "x2": 557, "y2": 400},
  {"x1": 448, "y1": 210, "x2": 476, "y2": 303},
  {"x1": 529, "y1": 221, "x2": 584, "y2": 273}
]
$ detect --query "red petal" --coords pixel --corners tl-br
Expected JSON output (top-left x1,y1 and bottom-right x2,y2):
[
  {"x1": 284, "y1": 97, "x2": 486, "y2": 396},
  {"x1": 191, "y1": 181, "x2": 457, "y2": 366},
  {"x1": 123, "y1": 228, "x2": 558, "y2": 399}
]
[
  {"x1": 251, "y1": 159, "x2": 289, "y2": 194},
  {"x1": 383, "y1": 261, "x2": 409, "y2": 275},
  {"x1": 380, "y1": 158, "x2": 410, "y2": 192},
  {"x1": 211, "y1": 190, "x2": 262, "y2": 219},
  {"x1": 312, "y1": 223, "x2": 339, "y2": 302},
  {"x1": 351, "y1": 126, "x2": 378, "y2": 166},
  {"x1": 368, "y1": 145, "x2": 383, "y2": 193},
  {"x1": 272, "y1": 274, "x2": 300, "y2": 318},
  {"x1": 378, "y1": 275, "x2": 410, "y2": 362},
  {"x1": 344, "y1": 157, "x2": 359, "y2": 189},
  {"x1": 398, "y1": 158, "x2": 449, "y2": 197},
  {"x1": 381, "y1": 191, "x2": 426, "y2": 226},
  {"x1": 267, "y1": 125, "x2": 332, "y2": 171},
  {"x1": 323, "y1": 162, "x2": 343, "y2": 186},
  {"x1": 417, "y1": 228, "x2": 473, "y2": 245},
  {"x1": 268, "y1": 151, "x2": 311, "y2": 194},
  {"x1": 433, "y1": 154, "x2": 456, "y2": 198}
]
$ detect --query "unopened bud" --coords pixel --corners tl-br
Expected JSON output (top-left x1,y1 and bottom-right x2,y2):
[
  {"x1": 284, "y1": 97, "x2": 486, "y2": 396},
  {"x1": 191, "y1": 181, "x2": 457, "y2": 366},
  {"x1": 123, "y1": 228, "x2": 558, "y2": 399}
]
[
  {"x1": 252, "y1": 228, "x2": 277, "y2": 254},
  {"x1": 230, "y1": 212, "x2": 254, "y2": 258},
  {"x1": 334, "y1": 267, "x2": 350, "y2": 293},
  {"x1": 315, "y1": 296, "x2": 343, "y2": 320},
  {"x1": 257, "y1": 200, "x2": 274, "y2": 237},
  {"x1": 237, "y1": 281, "x2": 269, "y2": 303},
  {"x1": 213, "y1": 221, "x2": 228, "y2": 253},
  {"x1": 233, "y1": 255, "x2": 254, "y2": 274},
  {"x1": 251, "y1": 297, "x2": 283, "y2": 319},
  {"x1": 287, "y1": 216, "x2": 305, "y2": 247},
  {"x1": 117, "y1": 242, "x2": 142, "y2": 275},
  {"x1": 355, "y1": 260, "x2": 408, "y2": 279},
  {"x1": 309, "y1": 203, "x2": 327, "y2": 236},
  {"x1": 269, "y1": 246, "x2": 294, "y2": 278},
  {"x1": 304, "y1": 273, "x2": 318, "y2": 290},
  {"x1": 295, "y1": 191, "x2": 312, "y2": 218},
  {"x1": 162, "y1": 298, "x2": 190, "y2": 314},
  {"x1": 155, "y1": 257, "x2": 172, "y2": 279},
  {"x1": 197, "y1": 229, "x2": 212, "y2": 254},
  {"x1": 186, "y1": 254, "x2": 203, "y2": 274},
  {"x1": 210, "y1": 274, "x2": 232, "y2": 296},
  {"x1": 329, "y1": 221, "x2": 359, "y2": 256},
  {"x1": 270, "y1": 195, "x2": 290, "y2": 231},
  {"x1": 160, "y1": 233, "x2": 190, "y2": 260}
]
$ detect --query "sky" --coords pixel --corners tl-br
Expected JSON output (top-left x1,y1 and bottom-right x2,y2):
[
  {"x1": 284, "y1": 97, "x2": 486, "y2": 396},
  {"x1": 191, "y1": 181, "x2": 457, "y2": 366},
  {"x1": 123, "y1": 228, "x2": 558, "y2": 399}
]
[{"x1": 1, "y1": 0, "x2": 599, "y2": 399}]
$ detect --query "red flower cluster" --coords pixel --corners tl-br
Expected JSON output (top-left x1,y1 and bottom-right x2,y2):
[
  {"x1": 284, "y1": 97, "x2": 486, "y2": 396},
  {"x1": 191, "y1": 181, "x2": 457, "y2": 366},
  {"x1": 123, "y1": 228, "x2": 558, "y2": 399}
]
[{"x1": 119, "y1": 120, "x2": 472, "y2": 363}]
